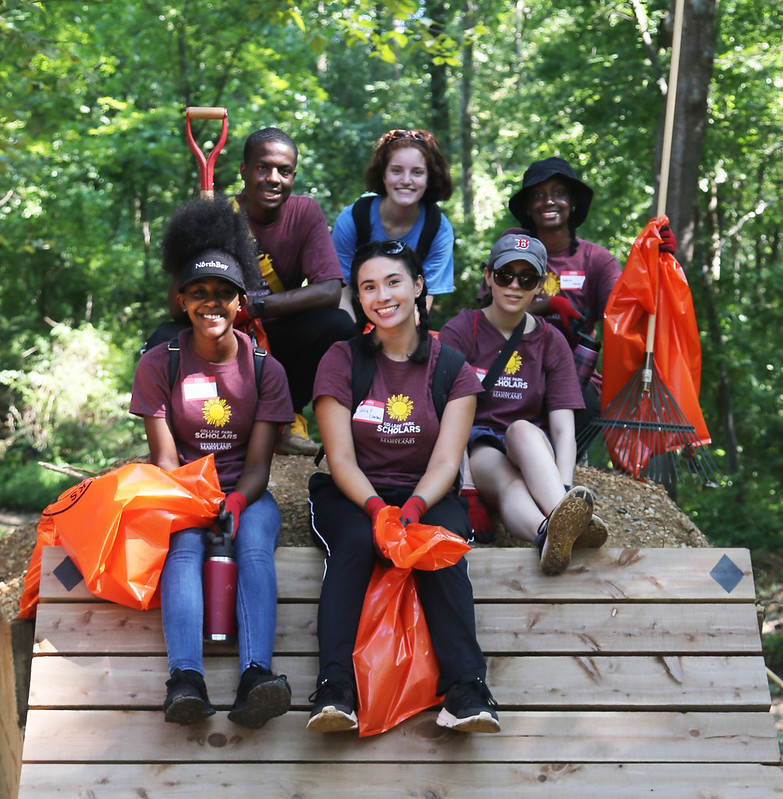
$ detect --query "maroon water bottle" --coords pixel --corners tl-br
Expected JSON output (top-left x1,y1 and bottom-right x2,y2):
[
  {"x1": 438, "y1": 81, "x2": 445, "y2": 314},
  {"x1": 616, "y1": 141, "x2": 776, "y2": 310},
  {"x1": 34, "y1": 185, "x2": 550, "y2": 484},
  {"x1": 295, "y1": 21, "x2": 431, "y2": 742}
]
[
  {"x1": 203, "y1": 501, "x2": 238, "y2": 643},
  {"x1": 573, "y1": 332, "x2": 601, "y2": 388}
]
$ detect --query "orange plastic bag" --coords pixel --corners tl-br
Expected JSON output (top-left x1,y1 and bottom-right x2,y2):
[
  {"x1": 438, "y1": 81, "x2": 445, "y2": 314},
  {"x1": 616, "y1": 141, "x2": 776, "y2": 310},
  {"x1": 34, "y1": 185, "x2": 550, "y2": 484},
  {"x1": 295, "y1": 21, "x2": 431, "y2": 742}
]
[
  {"x1": 352, "y1": 506, "x2": 471, "y2": 737},
  {"x1": 18, "y1": 455, "x2": 223, "y2": 618},
  {"x1": 602, "y1": 215, "x2": 710, "y2": 445}
]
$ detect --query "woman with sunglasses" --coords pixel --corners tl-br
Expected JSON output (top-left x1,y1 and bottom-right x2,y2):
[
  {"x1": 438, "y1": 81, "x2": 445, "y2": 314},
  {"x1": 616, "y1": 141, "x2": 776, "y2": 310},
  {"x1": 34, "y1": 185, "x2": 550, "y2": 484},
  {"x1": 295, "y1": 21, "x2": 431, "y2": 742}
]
[
  {"x1": 306, "y1": 239, "x2": 500, "y2": 735},
  {"x1": 440, "y1": 233, "x2": 606, "y2": 576},
  {"x1": 332, "y1": 129, "x2": 454, "y2": 316},
  {"x1": 130, "y1": 198, "x2": 295, "y2": 729}
]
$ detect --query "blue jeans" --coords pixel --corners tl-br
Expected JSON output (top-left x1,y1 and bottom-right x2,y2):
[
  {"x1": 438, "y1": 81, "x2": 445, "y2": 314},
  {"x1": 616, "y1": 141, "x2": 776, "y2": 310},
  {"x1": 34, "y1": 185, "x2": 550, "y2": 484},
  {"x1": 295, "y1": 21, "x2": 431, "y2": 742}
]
[{"x1": 160, "y1": 491, "x2": 281, "y2": 675}]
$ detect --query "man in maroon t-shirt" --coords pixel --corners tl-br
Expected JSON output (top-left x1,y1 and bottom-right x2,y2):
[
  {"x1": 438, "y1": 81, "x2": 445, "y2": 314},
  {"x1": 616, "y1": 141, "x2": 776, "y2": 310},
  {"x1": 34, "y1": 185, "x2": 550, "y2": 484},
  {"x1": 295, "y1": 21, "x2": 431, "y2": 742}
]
[{"x1": 232, "y1": 127, "x2": 354, "y2": 455}]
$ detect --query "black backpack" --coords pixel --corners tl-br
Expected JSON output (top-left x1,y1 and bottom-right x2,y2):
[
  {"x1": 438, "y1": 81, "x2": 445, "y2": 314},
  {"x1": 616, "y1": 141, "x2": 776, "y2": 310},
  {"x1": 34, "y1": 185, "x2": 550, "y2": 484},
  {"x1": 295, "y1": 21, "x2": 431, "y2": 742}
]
[
  {"x1": 314, "y1": 337, "x2": 466, "y2": 466},
  {"x1": 167, "y1": 338, "x2": 267, "y2": 392},
  {"x1": 351, "y1": 195, "x2": 442, "y2": 262}
]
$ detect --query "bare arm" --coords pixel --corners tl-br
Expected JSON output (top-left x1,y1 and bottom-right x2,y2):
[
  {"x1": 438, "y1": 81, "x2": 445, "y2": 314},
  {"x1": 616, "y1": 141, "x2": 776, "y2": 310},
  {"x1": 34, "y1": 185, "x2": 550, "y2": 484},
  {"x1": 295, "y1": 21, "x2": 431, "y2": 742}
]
[
  {"x1": 548, "y1": 408, "x2": 577, "y2": 487},
  {"x1": 233, "y1": 420, "x2": 279, "y2": 504},
  {"x1": 411, "y1": 394, "x2": 476, "y2": 507},
  {"x1": 315, "y1": 395, "x2": 378, "y2": 508},
  {"x1": 259, "y1": 278, "x2": 342, "y2": 319},
  {"x1": 144, "y1": 416, "x2": 181, "y2": 473}
]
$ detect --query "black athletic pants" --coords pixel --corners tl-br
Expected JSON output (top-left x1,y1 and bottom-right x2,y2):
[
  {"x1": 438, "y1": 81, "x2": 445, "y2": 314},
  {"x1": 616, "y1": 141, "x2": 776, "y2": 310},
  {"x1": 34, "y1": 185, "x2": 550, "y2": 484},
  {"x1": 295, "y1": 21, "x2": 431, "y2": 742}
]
[{"x1": 308, "y1": 473, "x2": 487, "y2": 696}]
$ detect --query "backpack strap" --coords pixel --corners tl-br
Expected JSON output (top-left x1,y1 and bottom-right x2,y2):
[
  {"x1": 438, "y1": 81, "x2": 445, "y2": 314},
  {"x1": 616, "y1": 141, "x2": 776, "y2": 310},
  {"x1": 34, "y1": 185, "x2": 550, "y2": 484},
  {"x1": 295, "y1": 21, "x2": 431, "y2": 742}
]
[
  {"x1": 414, "y1": 203, "x2": 442, "y2": 263},
  {"x1": 351, "y1": 196, "x2": 375, "y2": 250},
  {"x1": 477, "y1": 316, "x2": 528, "y2": 406},
  {"x1": 351, "y1": 196, "x2": 441, "y2": 263},
  {"x1": 430, "y1": 342, "x2": 466, "y2": 419},
  {"x1": 168, "y1": 338, "x2": 266, "y2": 393},
  {"x1": 167, "y1": 338, "x2": 181, "y2": 390}
]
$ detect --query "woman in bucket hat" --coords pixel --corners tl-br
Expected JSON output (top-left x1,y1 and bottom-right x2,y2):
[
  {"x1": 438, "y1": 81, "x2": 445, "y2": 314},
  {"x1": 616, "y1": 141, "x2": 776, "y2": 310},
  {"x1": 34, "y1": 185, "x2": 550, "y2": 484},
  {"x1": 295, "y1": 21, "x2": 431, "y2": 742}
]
[{"x1": 504, "y1": 157, "x2": 623, "y2": 444}]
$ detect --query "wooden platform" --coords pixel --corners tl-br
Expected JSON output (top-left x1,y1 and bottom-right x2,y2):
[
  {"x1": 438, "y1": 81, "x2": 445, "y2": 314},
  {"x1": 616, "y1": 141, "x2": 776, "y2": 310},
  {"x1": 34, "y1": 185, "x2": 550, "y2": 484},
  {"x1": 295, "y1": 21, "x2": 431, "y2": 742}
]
[{"x1": 17, "y1": 544, "x2": 783, "y2": 797}]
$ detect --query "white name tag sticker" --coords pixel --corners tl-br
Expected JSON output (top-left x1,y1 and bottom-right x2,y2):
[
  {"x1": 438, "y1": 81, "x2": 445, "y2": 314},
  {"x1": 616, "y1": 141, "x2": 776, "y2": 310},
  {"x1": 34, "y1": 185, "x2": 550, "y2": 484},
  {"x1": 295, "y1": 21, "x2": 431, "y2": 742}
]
[
  {"x1": 474, "y1": 367, "x2": 488, "y2": 383},
  {"x1": 560, "y1": 271, "x2": 586, "y2": 290},
  {"x1": 182, "y1": 376, "x2": 218, "y2": 401},
  {"x1": 353, "y1": 399, "x2": 385, "y2": 424}
]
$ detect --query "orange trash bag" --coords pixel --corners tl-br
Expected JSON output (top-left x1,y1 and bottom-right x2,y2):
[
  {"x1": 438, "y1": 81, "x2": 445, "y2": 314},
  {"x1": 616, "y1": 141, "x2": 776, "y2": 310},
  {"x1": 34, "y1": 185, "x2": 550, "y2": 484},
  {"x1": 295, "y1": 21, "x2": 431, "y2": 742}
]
[
  {"x1": 18, "y1": 455, "x2": 223, "y2": 619},
  {"x1": 602, "y1": 215, "x2": 709, "y2": 446},
  {"x1": 352, "y1": 505, "x2": 471, "y2": 737}
]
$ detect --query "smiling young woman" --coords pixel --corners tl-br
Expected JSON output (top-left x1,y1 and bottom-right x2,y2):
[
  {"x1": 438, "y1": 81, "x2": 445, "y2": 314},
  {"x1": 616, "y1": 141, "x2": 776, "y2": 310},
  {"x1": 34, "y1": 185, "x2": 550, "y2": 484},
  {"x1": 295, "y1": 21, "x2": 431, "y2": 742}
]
[
  {"x1": 333, "y1": 129, "x2": 455, "y2": 316},
  {"x1": 305, "y1": 239, "x2": 500, "y2": 736},
  {"x1": 130, "y1": 201, "x2": 295, "y2": 731},
  {"x1": 440, "y1": 233, "x2": 606, "y2": 575}
]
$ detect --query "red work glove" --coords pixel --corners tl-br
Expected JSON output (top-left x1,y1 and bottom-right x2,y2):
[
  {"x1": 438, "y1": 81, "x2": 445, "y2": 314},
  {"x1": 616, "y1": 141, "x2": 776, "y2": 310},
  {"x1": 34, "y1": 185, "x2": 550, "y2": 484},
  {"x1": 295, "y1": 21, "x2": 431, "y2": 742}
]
[
  {"x1": 548, "y1": 296, "x2": 584, "y2": 343},
  {"x1": 363, "y1": 495, "x2": 385, "y2": 526},
  {"x1": 659, "y1": 225, "x2": 677, "y2": 255},
  {"x1": 400, "y1": 495, "x2": 428, "y2": 526},
  {"x1": 365, "y1": 495, "x2": 392, "y2": 566},
  {"x1": 222, "y1": 491, "x2": 247, "y2": 539},
  {"x1": 460, "y1": 487, "x2": 495, "y2": 543}
]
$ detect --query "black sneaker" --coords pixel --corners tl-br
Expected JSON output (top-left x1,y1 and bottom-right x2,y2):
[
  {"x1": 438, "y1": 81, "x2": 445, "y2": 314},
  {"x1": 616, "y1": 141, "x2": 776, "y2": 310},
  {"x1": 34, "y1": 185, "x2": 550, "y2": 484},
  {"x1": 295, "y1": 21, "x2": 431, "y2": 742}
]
[
  {"x1": 539, "y1": 486, "x2": 594, "y2": 576},
  {"x1": 227, "y1": 664, "x2": 291, "y2": 729},
  {"x1": 306, "y1": 678, "x2": 358, "y2": 732},
  {"x1": 436, "y1": 675, "x2": 500, "y2": 733},
  {"x1": 163, "y1": 668, "x2": 216, "y2": 725}
]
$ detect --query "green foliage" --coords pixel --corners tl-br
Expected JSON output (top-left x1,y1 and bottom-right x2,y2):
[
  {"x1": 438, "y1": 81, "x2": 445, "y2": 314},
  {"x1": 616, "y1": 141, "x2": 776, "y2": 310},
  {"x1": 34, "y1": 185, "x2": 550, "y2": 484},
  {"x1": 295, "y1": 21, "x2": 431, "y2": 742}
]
[
  {"x1": 0, "y1": 0, "x2": 781, "y2": 555},
  {"x1": 0, "y1": 322, "x2": 146, "y2": 485}
]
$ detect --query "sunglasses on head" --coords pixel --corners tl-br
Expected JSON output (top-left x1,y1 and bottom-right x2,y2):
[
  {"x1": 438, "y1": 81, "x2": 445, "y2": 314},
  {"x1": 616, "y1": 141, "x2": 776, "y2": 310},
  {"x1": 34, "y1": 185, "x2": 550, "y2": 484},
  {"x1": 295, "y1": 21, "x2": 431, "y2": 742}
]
[
  {"x1": 491, "y1": 266, "x2": 541, "y2": 291},
  {"x1": 386, "y1": 129, "x2": 431, "y2": 143},
  {"x1": 354, "y1": 239, "x2": 409, "y2": 261}
]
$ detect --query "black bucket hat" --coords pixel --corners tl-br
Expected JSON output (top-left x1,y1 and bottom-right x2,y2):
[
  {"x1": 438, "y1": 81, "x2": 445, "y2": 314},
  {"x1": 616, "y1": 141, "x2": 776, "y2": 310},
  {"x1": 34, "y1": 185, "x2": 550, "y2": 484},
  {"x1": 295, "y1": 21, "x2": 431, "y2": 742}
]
[{"x1": 508, "y1": 157, "x2": 594, "y2": 230}]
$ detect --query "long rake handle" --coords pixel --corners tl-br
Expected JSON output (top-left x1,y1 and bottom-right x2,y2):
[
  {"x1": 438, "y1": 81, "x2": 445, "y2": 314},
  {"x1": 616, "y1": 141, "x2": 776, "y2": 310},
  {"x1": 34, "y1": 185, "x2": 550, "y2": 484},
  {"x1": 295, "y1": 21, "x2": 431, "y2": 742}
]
[{"x1": 645, "y1": 0, "x2": 685, "y2": 390}]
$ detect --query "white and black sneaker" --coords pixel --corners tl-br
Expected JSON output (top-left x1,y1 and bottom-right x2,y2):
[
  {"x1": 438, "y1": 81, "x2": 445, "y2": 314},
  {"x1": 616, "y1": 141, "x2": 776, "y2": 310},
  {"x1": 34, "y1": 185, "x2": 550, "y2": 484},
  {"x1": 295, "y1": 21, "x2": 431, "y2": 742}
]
[
  {"x1": 306, "y1": 678, "x2": 358, "y2": 732},
  {"x1": 436, "y1": 675, "x2": 500, "y2": 733}
]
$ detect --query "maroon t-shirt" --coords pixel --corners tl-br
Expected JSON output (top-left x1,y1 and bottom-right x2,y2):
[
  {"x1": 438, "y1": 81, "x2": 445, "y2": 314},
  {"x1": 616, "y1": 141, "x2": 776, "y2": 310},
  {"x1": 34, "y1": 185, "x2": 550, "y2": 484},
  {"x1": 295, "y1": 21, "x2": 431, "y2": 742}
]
[
  {"x1": 130, "y1": 329, "x2": 294, "y2": 492},
  {"x1": 313, "y1": 337, "x2": 482, "y2": 489},
  {"x1": 234, "y1": 193, "x2": 344, "y2": 294},
  {"x1": 502, "y1": 229, "x2": 622, "y2": 338},
  {"x1": 439, "y1": 309, "x2": 584, "y2": 434}
]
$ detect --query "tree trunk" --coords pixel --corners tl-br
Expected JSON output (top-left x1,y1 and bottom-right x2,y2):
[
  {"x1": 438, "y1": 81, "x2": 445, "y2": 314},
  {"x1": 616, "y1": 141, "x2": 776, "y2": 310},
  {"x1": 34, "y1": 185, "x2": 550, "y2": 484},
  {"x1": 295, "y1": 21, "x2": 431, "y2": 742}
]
[
  {"x1": 427, "y1": 0, "x2": 451, "y2": 156},
  {"x1": 653, "y1": 0, "x2": 717, "y2": 271},
  {"x1": 459, "y1": 0, "x2": 476, "y2": 232}
]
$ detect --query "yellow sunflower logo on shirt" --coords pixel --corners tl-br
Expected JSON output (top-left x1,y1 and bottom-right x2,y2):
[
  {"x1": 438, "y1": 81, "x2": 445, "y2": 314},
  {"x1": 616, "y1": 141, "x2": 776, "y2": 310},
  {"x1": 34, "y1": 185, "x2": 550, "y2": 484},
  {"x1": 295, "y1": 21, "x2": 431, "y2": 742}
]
[
  {"x1": 202, "y1": 398, "x2": 232, "y2": 427},
  {"x1": 504, "y1": 351, "x2": 523, "y2": 375},
  {"x1": 542, "y1": 271, "x2": 560, "y2": 297},
  {"x1": 387, "y1": 394, "x2": 413, "y2": 421}
]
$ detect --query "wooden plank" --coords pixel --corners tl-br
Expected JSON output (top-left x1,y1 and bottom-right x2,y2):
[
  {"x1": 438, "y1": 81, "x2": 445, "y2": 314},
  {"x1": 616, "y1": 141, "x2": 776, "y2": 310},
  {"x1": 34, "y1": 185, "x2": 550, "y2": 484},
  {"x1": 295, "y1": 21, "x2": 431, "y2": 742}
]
[
  {"x1": 20, "y1": 709, "x2": 782, "y2": 765},
  {"x1": 17, "y1": 762, "x2": 783, "y2": 798},
  {"x1": 27, "y1": 653, "x2": 773, "y2": 711},
  {"x1": 39, "y1": 545, "x2": 757, "y2": 603},
  {"x1": 31, "y1": 601, "x2": 762, "y2": 656}
]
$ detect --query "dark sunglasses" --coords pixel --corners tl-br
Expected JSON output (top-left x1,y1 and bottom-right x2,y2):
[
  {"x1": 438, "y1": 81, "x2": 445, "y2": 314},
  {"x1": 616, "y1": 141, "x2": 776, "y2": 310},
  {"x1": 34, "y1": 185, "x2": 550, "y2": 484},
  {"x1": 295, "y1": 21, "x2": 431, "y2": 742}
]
[
  {"x1": 491, "y1": 267, "x2": 541, "y2": 291},
  {"x1": 355, "y1": 239, "x2": 409, "y2": 260}
]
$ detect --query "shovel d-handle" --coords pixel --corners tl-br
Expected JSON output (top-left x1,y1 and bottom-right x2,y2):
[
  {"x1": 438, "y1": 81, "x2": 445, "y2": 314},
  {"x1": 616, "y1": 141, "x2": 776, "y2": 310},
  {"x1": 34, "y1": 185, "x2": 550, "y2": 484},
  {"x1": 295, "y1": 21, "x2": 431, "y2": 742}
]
[{"x1": 185, "y1": 106, "x2": 228, "y2": 198}]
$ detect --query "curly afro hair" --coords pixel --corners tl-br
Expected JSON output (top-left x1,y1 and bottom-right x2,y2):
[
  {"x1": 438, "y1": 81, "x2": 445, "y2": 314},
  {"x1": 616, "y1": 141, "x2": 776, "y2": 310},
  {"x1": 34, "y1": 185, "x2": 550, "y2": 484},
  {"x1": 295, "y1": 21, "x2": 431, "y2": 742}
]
[{"x1": 161, "y1": 194, "x2": 261, "y2": 292}]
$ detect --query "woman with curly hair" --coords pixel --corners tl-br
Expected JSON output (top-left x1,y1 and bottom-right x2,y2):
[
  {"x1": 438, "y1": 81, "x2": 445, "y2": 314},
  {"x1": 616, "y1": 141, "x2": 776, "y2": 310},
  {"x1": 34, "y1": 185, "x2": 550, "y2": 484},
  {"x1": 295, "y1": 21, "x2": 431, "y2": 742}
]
[
  {"x1": 143, "y1": 193, "x2": 263, "y2": 351},
  {"x1": 131, "y1": 196, "x2": 294, "y2": 729},
  {"x1": 332, "y1": 129, "x2": 454, "y2": 315}
]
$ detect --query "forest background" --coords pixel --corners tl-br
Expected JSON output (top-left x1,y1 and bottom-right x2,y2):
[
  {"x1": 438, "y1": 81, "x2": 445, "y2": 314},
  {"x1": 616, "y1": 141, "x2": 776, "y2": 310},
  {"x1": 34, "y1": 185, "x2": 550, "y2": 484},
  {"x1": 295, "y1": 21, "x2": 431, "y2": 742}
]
[{"x1": 0, "y1": 0, "x2": 781, "y2": 552}]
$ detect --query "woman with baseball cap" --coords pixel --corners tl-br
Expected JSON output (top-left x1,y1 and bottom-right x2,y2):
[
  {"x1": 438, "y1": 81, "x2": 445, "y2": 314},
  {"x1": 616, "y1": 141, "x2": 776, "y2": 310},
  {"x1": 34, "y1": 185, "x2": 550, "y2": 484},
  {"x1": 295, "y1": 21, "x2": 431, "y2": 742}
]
[
  {"x1": 441, "y1": 233, "x2": 606, "y2": 575},
  {"x1": 131, "y1": 197, "x2": 294, "y2": 730}
]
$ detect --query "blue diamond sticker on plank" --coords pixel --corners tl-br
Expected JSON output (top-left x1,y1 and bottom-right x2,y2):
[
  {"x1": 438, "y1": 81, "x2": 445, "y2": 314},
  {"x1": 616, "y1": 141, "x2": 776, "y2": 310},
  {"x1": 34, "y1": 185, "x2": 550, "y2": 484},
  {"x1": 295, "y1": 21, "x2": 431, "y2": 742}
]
[{"x1": 709, "y1": 554, "x2": 744, "y2": 593}]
